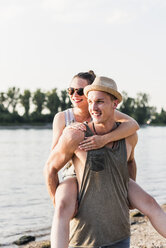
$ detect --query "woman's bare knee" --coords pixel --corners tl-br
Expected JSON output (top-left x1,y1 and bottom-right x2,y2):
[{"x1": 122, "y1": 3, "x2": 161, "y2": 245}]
[{"x1": 54, "y1": 177, "x2": 78, "y2": 219}]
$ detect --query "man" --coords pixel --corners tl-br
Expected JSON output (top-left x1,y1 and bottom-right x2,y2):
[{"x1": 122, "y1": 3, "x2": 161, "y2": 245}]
[{"x1": 45, "y1": 76, "x2": 137, "y2": 248}]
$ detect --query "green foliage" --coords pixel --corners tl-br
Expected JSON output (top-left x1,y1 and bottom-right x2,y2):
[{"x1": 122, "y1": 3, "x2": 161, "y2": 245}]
[
  {"x1": 0, "y1": 92, "x2": 6, "y2": 105},
  {"x1": 30, "y1": 112, "x2": 51, "y2": 123},
  {"x1": 46, "y1": 89, "x2": 61, "y2": 116},
  {"x1": 20, "y1": 89, "x2": 31, "y2": 117},
  {"x1": 119, "y1": 92, "x2": 157, "y2": 125},
  {"x1": 0, "y1": 93, "x2": 6, "y2": 112},
  {"x1": 0, "y1": 111, "x2": 23, "y2": 124},
  {"x1": 133, "y1": 93, "x2": 152, "y2": 125},
  {"x1": 6, "y1": 87, "x2": 20, "y2": 113},
  {"x1": 32, "y1": 89, "x2": 46, "y2": 114},
  {"x1": 119, "y1": 91, "x2": 135, "y2": 118},
  {"x1": 0, "y1": 104, "x2": 9, "y2": 114},
  {"x1": 0, "y1": 86, "x2": 165, "y2": 125},
  {"x1": 60, "y1": 90, "x2": 72, "y2": 110},
  {"x1": 151, "y1": 108, "x2": 166, "y2": 124}
]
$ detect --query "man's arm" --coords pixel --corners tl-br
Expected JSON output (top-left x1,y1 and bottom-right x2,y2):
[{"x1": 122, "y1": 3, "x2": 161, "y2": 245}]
[{"x1": 44, "y1": 128, "x2": 84, "y2": 204}]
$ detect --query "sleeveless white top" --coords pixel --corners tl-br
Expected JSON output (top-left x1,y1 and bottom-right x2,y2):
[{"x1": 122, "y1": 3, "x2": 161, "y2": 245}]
[
  {"x1": 60, "y1": 108, "x2": 76, "y2": 181},
  {"x1": 64, "y1": 108, "x2": 75, "y2": 126}
]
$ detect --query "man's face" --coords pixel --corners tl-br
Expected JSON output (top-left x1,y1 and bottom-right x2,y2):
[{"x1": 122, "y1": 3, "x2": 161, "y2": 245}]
[{"x1": 88, "y1": 91, "x2": 116, "y2": 124}]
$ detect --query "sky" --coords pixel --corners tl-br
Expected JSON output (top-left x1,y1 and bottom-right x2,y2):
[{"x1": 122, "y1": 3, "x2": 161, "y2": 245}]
[{"x1": 0, "y1": 0, "x2": 166, "y2": 111}]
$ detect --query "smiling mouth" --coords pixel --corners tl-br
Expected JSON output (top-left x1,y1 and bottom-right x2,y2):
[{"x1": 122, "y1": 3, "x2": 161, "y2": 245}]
[
  {"x1": 73, "y1": 99, "x2": 83, "y2": 103},
  {"x1": 91, "y1": 112, "x2": 101, "y2": 117}
]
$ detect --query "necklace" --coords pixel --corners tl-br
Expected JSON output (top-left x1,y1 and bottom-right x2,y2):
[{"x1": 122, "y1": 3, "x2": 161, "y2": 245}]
[
  {"x1": 92, "y1": 122, "x2": 118, "y2": 135},
  {"x1": 92, "y1": 122, "x2": 117, "y2": 149},
  {"x1": 92, "y1": 122, "x2": 97, "y2": 135}
]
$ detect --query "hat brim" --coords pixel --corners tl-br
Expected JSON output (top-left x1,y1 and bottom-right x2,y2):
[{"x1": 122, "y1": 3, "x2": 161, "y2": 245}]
[{"x1": 84, "y1": 85, "x2": 122, "y2": 103}]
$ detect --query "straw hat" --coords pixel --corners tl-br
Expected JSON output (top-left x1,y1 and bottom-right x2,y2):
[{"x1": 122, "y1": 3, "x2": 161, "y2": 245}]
[{"x1": 84, "y1": 76, "x2": 122, "y2": 103}]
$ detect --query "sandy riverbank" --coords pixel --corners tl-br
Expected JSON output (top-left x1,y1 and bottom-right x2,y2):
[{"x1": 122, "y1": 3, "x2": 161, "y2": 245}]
[
  {"x1": 130, "y1": 204, "x2": 166, "y2": 247},
  {"x1": 23, "y1": 205, "x2": 166, "y2": 248}
]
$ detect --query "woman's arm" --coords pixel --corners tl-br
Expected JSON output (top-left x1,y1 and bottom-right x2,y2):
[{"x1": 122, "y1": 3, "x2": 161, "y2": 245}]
[
  {"x1": 114, "y1": 109, "x2": 139, "y2": 137},
  {"x1": 51, "y1": 111, "x2": 66, "y2": 150},
  {"x1": 79, "y1": 110, "x2": 139, "y2": 150}
]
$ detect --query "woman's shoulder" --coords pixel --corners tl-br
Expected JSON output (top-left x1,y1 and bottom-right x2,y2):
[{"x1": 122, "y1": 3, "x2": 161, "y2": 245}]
[
  {"x1": 53, "y1": 108, "x2": 74, "y2": 128},
  {"x1": 53, "y1": 111, "x2": 66, "y2": 129},
  {"x1": 53, "y1": 111, "x2": 65, "y2": 121}
]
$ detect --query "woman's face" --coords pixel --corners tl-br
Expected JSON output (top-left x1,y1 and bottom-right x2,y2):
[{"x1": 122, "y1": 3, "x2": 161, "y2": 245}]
[{"x1": 69, "y1": 77, "x2": 89, "y2": 109}]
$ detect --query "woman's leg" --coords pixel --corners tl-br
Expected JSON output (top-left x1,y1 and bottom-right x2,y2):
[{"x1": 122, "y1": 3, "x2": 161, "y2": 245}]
[
  {"x1": 51, "y1": 177, "x2": 78, "y2": 248},
  {"x1": 128, "y1": 179, "x2": 166, "y2": 238}
]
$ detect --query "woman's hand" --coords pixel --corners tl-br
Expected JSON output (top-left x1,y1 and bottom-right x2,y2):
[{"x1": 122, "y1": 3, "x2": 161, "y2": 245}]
[
  {"x1": 65, "y1": 122, "x2": 86, "y2": 132},
  {"x1": 79, "y1": 135, "x2": 106, "y2": 151}
]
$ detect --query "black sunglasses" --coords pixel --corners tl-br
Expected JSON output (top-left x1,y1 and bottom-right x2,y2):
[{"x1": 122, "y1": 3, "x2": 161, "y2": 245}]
[{"x1": 67, "y1": 87, "x2": 84, "y2": 96}]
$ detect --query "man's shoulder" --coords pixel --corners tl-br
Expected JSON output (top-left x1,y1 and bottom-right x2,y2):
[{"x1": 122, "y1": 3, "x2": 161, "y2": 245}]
[
  {"x1": 62, "y1": 126, "x2": 85, "y2": 144},
  {"x1": 125, "y1": 132, "x2": 138, "y2": 147}
]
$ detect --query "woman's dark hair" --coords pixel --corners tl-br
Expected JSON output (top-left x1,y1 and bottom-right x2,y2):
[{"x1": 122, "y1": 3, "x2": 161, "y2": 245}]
[{"x1": 73, "y1": 70, "x2": 96, "y2": 85}]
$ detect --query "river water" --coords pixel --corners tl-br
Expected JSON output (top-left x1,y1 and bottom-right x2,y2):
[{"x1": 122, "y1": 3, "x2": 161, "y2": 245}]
[{"x1": 0, "y1": 126, "x2": 166, "y2": 247}]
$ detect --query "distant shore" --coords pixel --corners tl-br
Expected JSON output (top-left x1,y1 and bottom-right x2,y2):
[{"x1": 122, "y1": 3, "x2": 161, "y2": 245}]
[
  {"x1": 0, "y1": 123, "x2": 52, "y2": 129},
  {"x1": 0, "y1": 123, "x2": 166, "y2": 130},
  {"x1": 21, "y1": 205, "x2": 166, "y2": 248}
]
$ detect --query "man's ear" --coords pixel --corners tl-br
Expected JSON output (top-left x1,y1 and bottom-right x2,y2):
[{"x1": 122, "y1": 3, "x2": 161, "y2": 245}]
[{"x1": 113, "y1": 99, "x2": 119, "y2": 109}]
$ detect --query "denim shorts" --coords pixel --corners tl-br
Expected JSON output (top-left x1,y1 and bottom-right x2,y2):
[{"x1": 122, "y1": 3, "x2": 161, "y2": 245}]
[
  {"x1": 69, "y1": 237, "x2": 130, "y2": 248},
  {"x1": 59, "y1": 163, "x2": 76, "y2": 182}
]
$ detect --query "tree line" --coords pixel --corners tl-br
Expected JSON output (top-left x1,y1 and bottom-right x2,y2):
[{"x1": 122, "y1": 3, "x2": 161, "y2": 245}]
[
  {"x1": 0, "y1": 87, "x2": 165, "y2": 125},
  {"x1": 0, "y1": 87, "x2": 71, "y2": 124}
]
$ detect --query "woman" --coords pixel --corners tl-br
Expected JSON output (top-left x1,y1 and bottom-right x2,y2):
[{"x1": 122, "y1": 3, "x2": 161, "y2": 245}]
[{"x1": 48, "y1": 71, "x2": 166, "y2": 248}]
